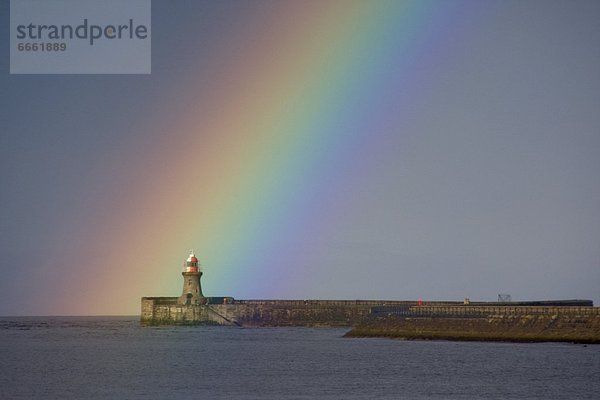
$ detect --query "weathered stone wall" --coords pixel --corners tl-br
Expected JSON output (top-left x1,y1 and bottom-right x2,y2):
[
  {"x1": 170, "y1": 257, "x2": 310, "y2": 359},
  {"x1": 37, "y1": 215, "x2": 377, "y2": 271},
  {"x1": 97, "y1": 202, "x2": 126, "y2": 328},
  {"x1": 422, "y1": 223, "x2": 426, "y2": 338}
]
[
  {"x1": 141, "y1": 299, "x2": 415, "y2": 326},
  {"x1": 210, "y1": 300, "x2": 413, "y2": 326},
  {"x1": 346, "y1": 305, "x2": 600, "y2": 343},
  {"x1": 141, "y1": 297, "x2": 212, "y2": 325},
  {"x1": 141, "y1": 297, "x2": 600, "y2": 343}
]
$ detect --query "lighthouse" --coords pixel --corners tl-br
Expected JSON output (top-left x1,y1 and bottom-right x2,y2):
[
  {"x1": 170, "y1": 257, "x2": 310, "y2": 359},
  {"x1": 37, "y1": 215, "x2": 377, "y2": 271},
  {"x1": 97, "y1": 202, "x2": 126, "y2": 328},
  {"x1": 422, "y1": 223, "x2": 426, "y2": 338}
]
[{"x1": 178, "y1": 250, "x2": 205, "y2": 305}]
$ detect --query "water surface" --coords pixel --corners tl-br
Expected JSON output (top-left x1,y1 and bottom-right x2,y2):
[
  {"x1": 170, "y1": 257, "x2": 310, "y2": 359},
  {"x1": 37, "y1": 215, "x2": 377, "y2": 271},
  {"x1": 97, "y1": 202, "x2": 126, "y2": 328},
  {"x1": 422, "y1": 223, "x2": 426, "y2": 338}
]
[{"x1": 1, "y1": 317, "x2": 598, "y2": 399}]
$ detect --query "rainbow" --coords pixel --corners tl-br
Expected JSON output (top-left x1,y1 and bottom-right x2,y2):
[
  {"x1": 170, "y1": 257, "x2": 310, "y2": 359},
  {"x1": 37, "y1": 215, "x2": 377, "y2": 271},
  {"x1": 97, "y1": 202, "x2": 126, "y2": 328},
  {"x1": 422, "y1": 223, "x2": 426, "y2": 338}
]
[{"x1": 57, "y1": 1, "x2": 485, "y2": 314}]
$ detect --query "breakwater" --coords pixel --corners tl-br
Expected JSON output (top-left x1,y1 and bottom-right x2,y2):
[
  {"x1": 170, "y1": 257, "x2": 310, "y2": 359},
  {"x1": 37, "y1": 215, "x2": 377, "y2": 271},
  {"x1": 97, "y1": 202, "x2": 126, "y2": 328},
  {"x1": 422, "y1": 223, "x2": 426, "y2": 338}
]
[
  {"x1": 141, "y1": 298, "x2": 416, "y2": 326},
  {"x1": 344, "y1": 304, "x2": 600, "y2": 344},
  {"x1": 142, "y1": 253, "x2": 598, "y2": 342},
  {"x1": 141, "y1": 298, "x2": 599, "y2": 343}
]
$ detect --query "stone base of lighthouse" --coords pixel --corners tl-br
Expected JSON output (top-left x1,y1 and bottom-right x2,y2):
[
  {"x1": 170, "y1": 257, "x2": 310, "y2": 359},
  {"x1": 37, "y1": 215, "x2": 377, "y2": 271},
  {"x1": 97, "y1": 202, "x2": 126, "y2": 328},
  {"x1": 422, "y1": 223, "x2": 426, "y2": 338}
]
[
  {"x1": 141, "y1": 298, "x2": 210, "y2": 325},
  {"x1": 141, "y1": 297, "x2": 237, "y2": 325},
  {"x1": 178, "y1": 271, "x2": 205, "y2": 306}
]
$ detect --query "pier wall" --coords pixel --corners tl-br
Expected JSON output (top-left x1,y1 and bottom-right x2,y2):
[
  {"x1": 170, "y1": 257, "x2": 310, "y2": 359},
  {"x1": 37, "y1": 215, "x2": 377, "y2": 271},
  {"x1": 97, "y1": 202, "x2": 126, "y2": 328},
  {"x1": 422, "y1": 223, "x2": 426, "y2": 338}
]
[
  {"x1": 141, "y1": 298, "x2": 598, "y2": 337},
  {"x1": 141, "y1": 298, "x2": 416, "y2": 326},
  {"x1": 141, "y1": 297, "x2": 211, "y2": 325},
  {"x1": 210, "y1": 300, "x2": 414, "y2": 327},
  {"x1": 346, "y1": 305, "x2": 600, "y2": 343}
]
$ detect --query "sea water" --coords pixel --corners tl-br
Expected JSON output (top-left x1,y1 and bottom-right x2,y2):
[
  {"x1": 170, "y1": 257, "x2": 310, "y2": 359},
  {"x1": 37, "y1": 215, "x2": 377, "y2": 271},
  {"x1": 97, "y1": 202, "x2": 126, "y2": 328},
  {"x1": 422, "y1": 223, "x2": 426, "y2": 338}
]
[{"x1": 1, "y1": 317, "x2": 598, "y2": 399}]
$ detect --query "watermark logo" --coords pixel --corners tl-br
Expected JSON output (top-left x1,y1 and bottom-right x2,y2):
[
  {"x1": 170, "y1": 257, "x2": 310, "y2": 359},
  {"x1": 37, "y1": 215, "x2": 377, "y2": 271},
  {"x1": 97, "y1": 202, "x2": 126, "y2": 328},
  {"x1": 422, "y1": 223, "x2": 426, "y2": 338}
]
[{"x1": 10, "y1": 0, "x2": 151, "y2": 74}]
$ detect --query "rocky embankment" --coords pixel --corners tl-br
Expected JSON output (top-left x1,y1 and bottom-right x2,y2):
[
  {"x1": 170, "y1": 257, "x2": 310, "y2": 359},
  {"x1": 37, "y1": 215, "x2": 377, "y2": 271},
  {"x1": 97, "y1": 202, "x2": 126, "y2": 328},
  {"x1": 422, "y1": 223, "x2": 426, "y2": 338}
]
[{"x1": 345, "y1": 308, "x2": 600, "y2": 344}]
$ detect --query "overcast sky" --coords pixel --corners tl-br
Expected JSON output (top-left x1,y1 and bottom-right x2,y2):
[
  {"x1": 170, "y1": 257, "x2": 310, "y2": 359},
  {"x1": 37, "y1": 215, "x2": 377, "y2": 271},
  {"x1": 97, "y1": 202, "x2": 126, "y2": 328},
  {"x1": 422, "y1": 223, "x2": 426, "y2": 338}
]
[{"x1": 1, "y1": 0, "x2": 599, "y2": 315}]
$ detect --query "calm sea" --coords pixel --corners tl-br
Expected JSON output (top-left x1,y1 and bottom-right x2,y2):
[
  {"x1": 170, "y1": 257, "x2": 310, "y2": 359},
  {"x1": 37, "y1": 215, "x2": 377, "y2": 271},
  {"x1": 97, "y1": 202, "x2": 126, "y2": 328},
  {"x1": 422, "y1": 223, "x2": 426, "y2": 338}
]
[{"x1": 1, "y1": 317, "x2": 598, "y2": 399}]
